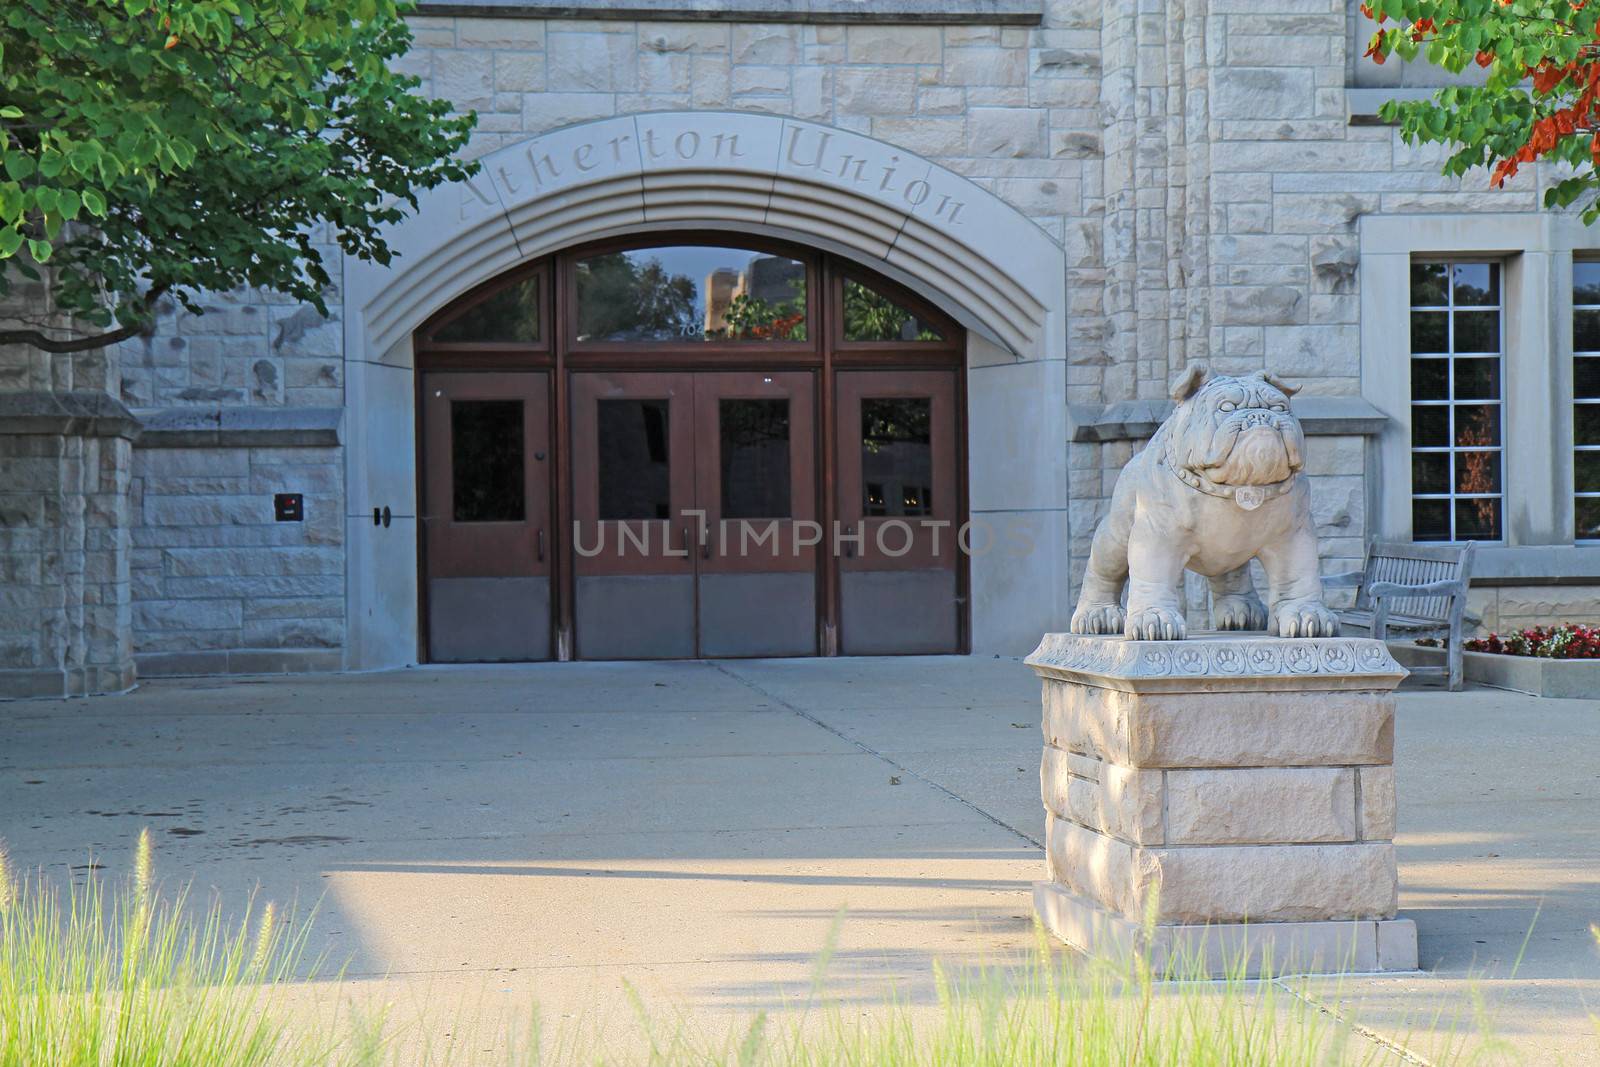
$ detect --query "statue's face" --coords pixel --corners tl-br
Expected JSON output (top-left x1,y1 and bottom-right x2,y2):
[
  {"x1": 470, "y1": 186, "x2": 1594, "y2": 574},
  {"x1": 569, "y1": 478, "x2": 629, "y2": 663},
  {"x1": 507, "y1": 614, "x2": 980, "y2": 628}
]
[{"x1": 1173, "y1": 375, "x2": 1305, "y2": 488}]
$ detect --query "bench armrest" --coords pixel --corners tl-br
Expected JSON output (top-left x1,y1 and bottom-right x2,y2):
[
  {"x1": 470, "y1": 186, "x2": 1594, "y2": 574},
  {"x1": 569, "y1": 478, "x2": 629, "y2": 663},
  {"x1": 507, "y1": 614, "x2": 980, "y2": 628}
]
[
  {"x1": 1369, "y1": 579, "x2": 1466, "y2": 599},
  {"x1": 1321, "y1": 571, "x2": 1365, "y2": 588}
]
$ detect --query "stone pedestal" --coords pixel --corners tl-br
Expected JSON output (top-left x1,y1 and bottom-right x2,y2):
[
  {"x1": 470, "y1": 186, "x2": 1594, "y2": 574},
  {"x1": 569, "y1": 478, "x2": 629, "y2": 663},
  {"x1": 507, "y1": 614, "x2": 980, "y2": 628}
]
[{"x1": 1025, "y1": 632, "x2": 1416, "y2": 976}]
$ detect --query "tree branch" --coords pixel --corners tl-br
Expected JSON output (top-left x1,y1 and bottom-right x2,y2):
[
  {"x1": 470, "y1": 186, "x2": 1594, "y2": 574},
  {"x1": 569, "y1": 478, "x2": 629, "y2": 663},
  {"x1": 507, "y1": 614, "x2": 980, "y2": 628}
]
[{"x1": 0, "y1": 283, "x2": 169, "y2": 353}]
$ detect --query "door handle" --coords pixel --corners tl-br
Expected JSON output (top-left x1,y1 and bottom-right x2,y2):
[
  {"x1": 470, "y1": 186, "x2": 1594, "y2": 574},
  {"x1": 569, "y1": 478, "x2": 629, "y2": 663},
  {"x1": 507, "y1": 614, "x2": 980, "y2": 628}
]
[
  {"x1": 681, "y1": 526, "x2": 689, "y2": 555},
  {"x1": 537, "y1": 528, "x2": 545, "y2": 563},
  {"x1": 701, "y1": 525, "x2": 710, "y2": 560}
]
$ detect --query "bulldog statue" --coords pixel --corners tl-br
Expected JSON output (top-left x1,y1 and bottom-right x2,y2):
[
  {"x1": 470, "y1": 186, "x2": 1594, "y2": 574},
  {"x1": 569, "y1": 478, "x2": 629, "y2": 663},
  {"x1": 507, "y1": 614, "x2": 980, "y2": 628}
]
[{"x1": 1070, "y1": 364, "x2": 1339, "y2": 641}]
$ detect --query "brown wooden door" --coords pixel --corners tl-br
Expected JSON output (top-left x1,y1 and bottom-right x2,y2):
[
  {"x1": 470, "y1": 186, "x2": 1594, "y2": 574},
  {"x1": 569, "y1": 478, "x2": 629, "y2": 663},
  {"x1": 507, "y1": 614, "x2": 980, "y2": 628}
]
[
  {"x1": 694, "y1": 371, "x2": 818, "y2": 656},
  {"x1": 569, "y1": 369, "x2": 820, "y2": 658},
  {"x1": 834, "y1": 369, "x2": 962, "y2": 654},
  {"x1": 421, "y1": 371, "x2": 553, "y2": 661},
  {"x1": 569, "y1": 371, "x2": 698, "y2": 658}
]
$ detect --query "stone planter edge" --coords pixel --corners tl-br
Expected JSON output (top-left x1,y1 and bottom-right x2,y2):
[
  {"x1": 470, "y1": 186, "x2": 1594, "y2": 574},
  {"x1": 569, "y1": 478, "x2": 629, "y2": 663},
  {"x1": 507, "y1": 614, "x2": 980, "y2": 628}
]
[{"x1": 1391, "y1": 643, "x2": 1600, "y2": 699}]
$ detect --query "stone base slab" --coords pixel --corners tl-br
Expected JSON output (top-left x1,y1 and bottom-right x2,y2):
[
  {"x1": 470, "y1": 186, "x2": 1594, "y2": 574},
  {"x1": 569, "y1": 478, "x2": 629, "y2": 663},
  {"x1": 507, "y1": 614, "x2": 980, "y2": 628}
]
[
  {"x1": 0, "y1": 664, "x2": 136, "y2": 700},
  {"x1": 1034, "y1": 882, "x2": 1418, "y2": 977},
  {"x1": 136, "y1": 648, "x2": 343, "y2": 678}
]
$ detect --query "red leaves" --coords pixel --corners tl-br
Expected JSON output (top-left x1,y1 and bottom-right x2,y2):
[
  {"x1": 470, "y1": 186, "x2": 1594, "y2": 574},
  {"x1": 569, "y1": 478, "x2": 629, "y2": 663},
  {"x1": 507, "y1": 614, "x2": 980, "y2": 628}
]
[
  {"x1": 1531, "y1": 60, "x2": 1577, "y2": 94},
  {"x1": 1359, "y1": 2, "x2": 1386, "y2": 23},
  {"x1": 1476, "y1": 50, "x2": 1495, "y2": 68},
  {"x1": 1491, "y1": 61, "x2": 1600, "y2": 187},
  {"x1": 1364, "y1": 30, "x2": 1388, "y2": 64}
]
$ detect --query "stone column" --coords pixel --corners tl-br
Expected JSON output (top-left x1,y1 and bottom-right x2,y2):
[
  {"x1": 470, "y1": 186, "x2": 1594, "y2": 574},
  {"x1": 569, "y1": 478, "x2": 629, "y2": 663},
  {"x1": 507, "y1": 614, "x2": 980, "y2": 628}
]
[
  {"x1": 1027, "y1": 632, "x2": 1416, "y2": 976},
  {"x1": 1, "y1": 278, "x2": 139, "y2": 698},
  {"x1": 0, "y1": 392, "x2": 139, "y2": 697}
]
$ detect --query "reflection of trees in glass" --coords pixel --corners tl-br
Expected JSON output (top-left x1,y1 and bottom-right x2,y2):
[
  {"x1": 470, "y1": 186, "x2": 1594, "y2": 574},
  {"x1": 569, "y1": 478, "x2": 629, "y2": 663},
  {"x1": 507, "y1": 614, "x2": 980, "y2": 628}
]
[
  {"x1": 861, "y1": 397, "x2": 931, "y2": 453},
  {"x1": 434, "y1": 277, "x2": 540, "y2": 342},
  {"x1": 720, "y1": 275, "x2": 807, "y2": 341},
  {"x1": 576, "y1": 253, "x2": 698, "y2": 341},
  {"x1": 843, "y1": 279, "x2": 942, "y2": 342}
]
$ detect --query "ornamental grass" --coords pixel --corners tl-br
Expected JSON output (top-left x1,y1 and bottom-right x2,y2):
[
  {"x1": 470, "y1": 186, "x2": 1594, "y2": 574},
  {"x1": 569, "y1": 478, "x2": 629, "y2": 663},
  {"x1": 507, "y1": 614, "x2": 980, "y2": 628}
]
[{"x1": 0, "y1": 833, "x2": 1502, "y2": 1066}]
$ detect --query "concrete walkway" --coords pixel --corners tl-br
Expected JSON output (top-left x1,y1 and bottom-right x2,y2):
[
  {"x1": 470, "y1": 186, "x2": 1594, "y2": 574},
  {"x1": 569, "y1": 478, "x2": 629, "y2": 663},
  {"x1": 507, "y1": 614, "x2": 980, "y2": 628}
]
[{"x1": 2, "y1": 657, "x2": 1597, "y2": 1061}]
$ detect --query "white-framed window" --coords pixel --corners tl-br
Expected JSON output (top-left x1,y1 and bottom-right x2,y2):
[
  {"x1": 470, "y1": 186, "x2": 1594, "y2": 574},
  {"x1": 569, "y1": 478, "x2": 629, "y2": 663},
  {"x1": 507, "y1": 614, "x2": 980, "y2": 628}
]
[
  {"x1": 1408, "y1": 260, "x2": 1504, "y2": 542},
  {"x1": 1575, "y1": 260, "x2": 1600, "y2": 540}
]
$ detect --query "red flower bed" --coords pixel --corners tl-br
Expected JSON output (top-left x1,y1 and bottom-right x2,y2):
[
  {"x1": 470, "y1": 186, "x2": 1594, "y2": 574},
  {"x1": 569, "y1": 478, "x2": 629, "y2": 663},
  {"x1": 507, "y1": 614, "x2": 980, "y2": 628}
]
[{"x1": 1419, "y1": 623, "x2": 1600, "y2": 659}]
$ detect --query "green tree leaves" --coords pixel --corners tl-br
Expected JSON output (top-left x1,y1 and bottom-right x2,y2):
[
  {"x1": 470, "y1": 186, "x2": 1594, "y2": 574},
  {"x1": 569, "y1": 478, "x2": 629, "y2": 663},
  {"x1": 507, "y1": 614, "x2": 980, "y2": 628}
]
[
  {"x1": 1364, "y1": 0, "x2": 1600, "y2": 222},
  {"x1": 0, "y1": 0, "x2": 477, "y2": 351}
]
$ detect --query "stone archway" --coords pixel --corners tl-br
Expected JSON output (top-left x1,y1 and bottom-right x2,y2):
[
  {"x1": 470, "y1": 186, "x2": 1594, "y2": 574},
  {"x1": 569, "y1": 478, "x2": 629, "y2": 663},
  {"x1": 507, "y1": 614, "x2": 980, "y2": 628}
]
[{"x1": 340, "y1": 111, "x2": 1070, "y2": 668}]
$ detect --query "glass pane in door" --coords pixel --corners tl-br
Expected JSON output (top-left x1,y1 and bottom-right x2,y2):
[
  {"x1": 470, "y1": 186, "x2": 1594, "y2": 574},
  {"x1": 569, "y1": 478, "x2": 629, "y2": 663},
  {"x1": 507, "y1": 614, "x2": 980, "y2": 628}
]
[
  {"x1": 720, "y1": 398, "x2": 791, "y2": 520},
  {"x1": 861, "y1": 398, "x2": 933, "y2": 517},
  {"x1": 597, "y1": 399, "x2": 672, "y2": 520},
  {"x1": 451, "y1": 400, "x2": 525, "y2": 522}
]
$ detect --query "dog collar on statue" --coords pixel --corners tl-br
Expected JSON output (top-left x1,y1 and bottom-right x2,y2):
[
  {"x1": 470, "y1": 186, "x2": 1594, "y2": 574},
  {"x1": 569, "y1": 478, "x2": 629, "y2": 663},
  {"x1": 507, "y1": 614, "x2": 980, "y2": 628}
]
[{"x1": 1162, "y1": 450, "x2": 1298, "y2": 512}]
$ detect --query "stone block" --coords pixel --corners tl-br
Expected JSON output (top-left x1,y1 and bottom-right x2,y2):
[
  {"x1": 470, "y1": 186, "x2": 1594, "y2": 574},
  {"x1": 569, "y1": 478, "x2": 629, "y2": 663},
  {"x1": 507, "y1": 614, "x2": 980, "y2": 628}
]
[
  {"x1": 1041, "y1": 745, "x2": 1163, "y2": 843},
  {"x1": 1165, "y1": 767, "x2": 1356, "y2": 845},
  {"x1": 835, "y1": 67, "x2": 916, "y2": 115},
  {"x1": 1042, "y1": 682, "x2": 1395, "y2": 768},
  {"x1": 135, "y1": 598, "x2": 242, "y2": 632},
  {"x1": 433, "y1": 49, "x2": 494, "y2": 111},
  {"x1": 1213, "y1": 68, "x2": 1317, "y2": 121},
  {"x1": 547, "y1": 32, "x2": 636, "y2": 92},
  {"x1": 847, "y1": 25, "x2": 941, "y2": 64},
  {"x1": 494, "y1": 52, "x2": 545, "y2": 93},
  {"x1": 1217, "y1": 284, "x2": 1307, "y2": 327},
  {"x1": 1264, "y1": 324, "x2": 1360, "y2": 379},
  {"x1": 732, "y1": 24, "x2": 798, "y2": 65},
  {"x1": 639, "y1": 51, "x2": 692, "y2": 95},
  {"x1": 967, "y1": 107, "x2": 1046, "y2": 158},
  {"x1": 638, "y1": 22, "x2": 727, "y2": 54},
  {"x1": 869, "y1": 116, "x2": 966, "y2": 156},
  {"x1": 1035, "y1": 882, "x2": 1416, "y2": 977},
  {"x1": 520, "y1": 89, "x2": 614, "y2": 130},
  {"x1": 457, "y1": 17, "x2": 544, "y2": 49},
  {"x1": 943, "y1": 47, "x2": 1028, "y2": 87},
  {"x1": 241, "y1": 618, "x2": 343, "y2": 649},
  {"x1": 732, "y1": 66, "x2": 789, "y2": 96},
  {"x1": 1359, "y1": 765, "x2": 1396, "y2": 841},
  {"x1": 1046, "y1": 814, "x2": 1137, "y2": 915},
  {"x1": 1158, "y1": 843, "x2": 1398, "y2": 924}
]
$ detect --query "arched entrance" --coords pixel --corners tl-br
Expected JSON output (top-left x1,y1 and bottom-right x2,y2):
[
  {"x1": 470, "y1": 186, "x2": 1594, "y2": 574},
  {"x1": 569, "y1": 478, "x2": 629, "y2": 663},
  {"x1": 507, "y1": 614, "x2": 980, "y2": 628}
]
[
  {"x1": 416, "y1": 235, "x2": 966, "y2": 661},
  {"x1": 341, "y1": 112, "x2": 1070, "y2": 669}
]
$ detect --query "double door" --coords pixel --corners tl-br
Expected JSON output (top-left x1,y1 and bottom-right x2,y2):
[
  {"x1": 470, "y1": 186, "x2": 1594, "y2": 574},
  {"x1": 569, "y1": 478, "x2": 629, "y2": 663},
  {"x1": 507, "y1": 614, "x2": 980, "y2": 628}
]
[
  {"x1": 571, "y1": 370, "x2": 818, "y2": 658},
  {"x1": 421, "y1": 367, "x2": 964, "y2": 661}
]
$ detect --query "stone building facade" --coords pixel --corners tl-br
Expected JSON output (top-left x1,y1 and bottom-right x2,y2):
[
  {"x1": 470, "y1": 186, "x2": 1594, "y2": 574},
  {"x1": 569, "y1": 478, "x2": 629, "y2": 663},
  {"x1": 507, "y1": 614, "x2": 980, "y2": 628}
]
[{"x1": 3, "y1": 0, "x2": 1597, "y2": 696}]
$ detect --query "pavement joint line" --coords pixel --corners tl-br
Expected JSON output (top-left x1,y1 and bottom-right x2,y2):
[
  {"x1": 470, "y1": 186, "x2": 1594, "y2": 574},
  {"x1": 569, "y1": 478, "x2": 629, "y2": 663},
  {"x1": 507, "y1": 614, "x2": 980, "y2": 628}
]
[
  {"x1": 709, "y1": 661, "x2": 1044, "y2": 851},
  {"x1": 1270, "y1": 978, "x2": 1435, "y2": 1066}
]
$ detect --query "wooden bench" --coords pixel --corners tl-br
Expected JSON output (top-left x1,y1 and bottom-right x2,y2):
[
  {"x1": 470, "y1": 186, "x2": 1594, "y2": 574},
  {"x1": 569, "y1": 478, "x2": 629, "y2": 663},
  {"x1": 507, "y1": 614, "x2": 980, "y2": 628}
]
[{"x1": 1325, "y1": 540, "x2": 1477, "y2": 691}]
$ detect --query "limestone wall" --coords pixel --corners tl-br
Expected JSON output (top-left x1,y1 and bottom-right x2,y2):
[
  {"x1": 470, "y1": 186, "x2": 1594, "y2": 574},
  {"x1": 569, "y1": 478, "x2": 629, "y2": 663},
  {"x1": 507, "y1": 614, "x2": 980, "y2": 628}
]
[
  {"x1": 10, "y1": 0, "x2": 1597, "y2": 683},
  {"x1": 128, "y1": 445, "x2": 344, "y2": 676}
]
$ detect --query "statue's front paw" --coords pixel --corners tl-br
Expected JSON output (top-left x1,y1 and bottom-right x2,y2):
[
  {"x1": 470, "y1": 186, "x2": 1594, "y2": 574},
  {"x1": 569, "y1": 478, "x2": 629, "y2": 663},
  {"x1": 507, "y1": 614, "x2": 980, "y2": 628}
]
[
  {"x1": 1212, "y1": 595, "x2": 1269, "y2": 631},
  {"x1": 1125, "y1": 606, "x2": 1187, "y2": 641},
  {"x1": 1070, "y1": 604, "x2": 1126, "y2": 635},
  {"x1": 1274, "y1": 601, "x2": 1341, "y2": 638}
]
